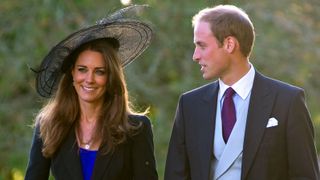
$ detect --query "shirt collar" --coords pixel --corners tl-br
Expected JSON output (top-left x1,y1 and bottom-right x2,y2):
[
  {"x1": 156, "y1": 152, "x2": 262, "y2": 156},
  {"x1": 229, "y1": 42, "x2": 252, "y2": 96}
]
[{"x1": 218, "y1": 63, "x2": 255, "y2": 100}]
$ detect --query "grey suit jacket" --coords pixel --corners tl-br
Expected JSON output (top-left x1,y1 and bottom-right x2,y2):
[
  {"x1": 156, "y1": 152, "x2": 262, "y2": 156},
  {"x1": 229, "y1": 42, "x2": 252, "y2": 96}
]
[
  {"x1": 25, "y1": 115, "x2": 158, "y2": 180},
  {"x1": 165, "y1": 71, "x2": 319, "y2": 180}
]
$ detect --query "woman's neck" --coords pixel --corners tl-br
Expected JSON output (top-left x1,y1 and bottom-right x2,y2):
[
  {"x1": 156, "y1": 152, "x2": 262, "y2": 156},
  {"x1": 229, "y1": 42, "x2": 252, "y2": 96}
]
[
  {"x1": 79, "y1": 101, "x2": 102, "y2": 123},
  {"x1": 77, "y1": 101, "x2": 102, "y2": 150}
]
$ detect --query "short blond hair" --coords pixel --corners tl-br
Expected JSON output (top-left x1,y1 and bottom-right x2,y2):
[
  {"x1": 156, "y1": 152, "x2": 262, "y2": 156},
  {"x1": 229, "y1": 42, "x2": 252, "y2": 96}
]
[{"x1": 192, "y1": 5, "x2": 255, "y2": 57}]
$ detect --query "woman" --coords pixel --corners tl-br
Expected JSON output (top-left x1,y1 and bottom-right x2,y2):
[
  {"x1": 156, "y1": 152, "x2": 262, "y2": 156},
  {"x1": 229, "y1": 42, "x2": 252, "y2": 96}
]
[{"x1": 25, "y1": 5, "x2": 158, "y2": 180}]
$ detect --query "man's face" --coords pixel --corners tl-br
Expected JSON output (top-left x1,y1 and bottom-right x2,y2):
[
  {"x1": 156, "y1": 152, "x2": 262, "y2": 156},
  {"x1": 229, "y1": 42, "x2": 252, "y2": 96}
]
[{"x1": 193, "y1": 21, "x2": 231, "y2": 80}]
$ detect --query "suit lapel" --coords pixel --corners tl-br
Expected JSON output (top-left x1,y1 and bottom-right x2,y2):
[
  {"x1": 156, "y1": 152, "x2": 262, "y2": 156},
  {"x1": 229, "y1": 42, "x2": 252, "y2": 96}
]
[
  {"x1": 241, "y1": 72, "x2": 275, "y2": 179},
  {"x1": 198, "y1": 82, "x2": 219, "y2": 179}
]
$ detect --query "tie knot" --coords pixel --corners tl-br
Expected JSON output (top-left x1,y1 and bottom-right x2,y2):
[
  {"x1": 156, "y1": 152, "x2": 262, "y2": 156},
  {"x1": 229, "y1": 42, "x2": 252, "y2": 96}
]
[{"x1": 224, "y1": 87, "x2": 235, "y2": 98}]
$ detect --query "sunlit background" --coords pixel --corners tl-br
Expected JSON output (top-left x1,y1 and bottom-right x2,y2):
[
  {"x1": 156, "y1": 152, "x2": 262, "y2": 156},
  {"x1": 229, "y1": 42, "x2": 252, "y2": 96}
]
[{"x1": 121, "y1": 0, "x2": 132, "y2": 6}]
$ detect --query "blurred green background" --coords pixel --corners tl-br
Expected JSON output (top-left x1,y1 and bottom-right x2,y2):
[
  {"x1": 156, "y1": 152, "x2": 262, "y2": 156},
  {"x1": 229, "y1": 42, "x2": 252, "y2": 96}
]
[{"x1": 0, "y1": 0, "x2": 319, "y2": 179}]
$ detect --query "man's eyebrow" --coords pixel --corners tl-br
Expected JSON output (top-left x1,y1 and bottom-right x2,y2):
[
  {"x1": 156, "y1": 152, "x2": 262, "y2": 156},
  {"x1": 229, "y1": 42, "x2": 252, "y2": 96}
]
[{"x1": 194, "y1": 41, "x2": 205, "y2": 46}]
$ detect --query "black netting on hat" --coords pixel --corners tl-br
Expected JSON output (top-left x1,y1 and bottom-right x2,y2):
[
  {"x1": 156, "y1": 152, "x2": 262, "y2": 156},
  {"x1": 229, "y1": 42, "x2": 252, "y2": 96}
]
[{"x1": 35, "y1": 5, "x2": 153, "y2": 98}]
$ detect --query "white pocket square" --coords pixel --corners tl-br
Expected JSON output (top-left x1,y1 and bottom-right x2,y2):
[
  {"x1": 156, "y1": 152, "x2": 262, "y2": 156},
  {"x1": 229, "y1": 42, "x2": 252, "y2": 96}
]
[{"x1": 266, "y1": 117, "x2": 278, "y2": 128}]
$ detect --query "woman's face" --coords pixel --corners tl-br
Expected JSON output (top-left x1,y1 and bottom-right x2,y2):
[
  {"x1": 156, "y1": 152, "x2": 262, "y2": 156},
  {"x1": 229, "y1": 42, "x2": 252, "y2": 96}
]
[{"x1": 72, "y1": 50, "x2": 107, "y2": 106}]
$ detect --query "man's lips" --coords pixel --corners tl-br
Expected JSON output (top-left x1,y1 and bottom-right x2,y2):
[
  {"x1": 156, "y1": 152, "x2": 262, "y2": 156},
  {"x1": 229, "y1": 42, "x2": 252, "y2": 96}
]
[{"x1": 200, "y1": 64, "x2": 206, "y2": 72}]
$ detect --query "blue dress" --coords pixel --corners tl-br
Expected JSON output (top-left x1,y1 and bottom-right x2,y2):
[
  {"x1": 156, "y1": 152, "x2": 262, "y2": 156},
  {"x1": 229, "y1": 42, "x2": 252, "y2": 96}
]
[{"x1": 79, "y1": 148, "x2": 98, "y2": 180}]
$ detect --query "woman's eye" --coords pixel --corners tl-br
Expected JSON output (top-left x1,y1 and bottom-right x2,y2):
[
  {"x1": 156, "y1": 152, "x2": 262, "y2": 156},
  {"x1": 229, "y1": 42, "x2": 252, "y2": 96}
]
[
  {"x1": 78, "y1": 67, "x2": 87, "y2": 72},
  {"x1": 96, "y1": 69, "x2": 106, "y2": 75}
]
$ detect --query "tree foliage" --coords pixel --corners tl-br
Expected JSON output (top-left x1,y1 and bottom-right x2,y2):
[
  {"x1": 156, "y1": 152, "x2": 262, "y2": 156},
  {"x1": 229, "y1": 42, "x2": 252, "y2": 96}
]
[{"x1": 0, "y1": 0, "x2": 319, "y2": 179}]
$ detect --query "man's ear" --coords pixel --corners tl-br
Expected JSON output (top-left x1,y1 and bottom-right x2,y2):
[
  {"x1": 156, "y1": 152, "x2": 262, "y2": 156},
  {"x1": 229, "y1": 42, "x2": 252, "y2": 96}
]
[{"x1": 223, "y1": 36, "x2": 237, "y2": 53}]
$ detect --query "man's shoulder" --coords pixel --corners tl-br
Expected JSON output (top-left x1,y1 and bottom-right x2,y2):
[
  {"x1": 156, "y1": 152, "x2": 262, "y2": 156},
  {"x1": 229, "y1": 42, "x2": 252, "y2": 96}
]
[
  {"x1": 256, "y1": 71, "x2": 303, "y2": 93},
  {"x1": 181, "y1": 81, "x2": 218, "y2": 97}
]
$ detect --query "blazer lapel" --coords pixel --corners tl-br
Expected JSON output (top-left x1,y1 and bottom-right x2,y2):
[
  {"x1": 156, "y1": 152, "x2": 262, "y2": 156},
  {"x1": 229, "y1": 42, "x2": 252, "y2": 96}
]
[
  {"x1": 57, "y1": 129, "x2": 83, "y2": 179},
  {"x1": 91, "y1": 147, "x2": 114, "y2": 179},
  {"x1": 53, "y1": 127, "x2": 114, "y2": 179},
  {"x1": 241, "y1": 72, "x2": 276, "y2": 179}
]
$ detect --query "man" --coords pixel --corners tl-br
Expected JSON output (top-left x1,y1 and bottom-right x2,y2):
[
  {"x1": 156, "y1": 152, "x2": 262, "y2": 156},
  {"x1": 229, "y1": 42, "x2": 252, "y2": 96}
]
[{"x1": 165, "y1": 4, "x2": 319, "y2": 180}]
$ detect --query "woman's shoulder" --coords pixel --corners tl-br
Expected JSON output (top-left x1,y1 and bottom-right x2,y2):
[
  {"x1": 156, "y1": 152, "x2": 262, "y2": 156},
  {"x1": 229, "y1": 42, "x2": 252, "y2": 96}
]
[{"x1": 128, "y1": 114, "x2": 151, "y2": 126}]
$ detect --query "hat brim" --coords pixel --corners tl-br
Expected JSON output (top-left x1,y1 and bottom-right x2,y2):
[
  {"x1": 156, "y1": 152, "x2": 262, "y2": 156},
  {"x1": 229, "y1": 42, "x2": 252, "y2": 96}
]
[{"x1": 36, "y1": 19, "x2": 153, "y2": 98}]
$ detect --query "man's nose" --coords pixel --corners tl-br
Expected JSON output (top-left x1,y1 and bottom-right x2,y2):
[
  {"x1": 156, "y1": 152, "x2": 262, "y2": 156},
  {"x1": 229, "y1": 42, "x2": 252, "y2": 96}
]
[{"x1": 193, "y1": 48, "x2": 200, "y2": 62}]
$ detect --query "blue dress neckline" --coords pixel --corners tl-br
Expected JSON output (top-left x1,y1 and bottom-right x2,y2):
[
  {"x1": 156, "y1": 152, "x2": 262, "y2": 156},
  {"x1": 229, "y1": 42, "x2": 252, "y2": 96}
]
[{"x1": 79, "y1": 148, "x2": 98, "y2": 180}]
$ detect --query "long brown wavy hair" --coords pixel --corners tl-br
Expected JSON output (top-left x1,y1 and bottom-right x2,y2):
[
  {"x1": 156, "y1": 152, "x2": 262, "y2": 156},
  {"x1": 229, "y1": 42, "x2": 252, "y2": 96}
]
[{"x1": 35, "y1": 38, "x2": 143, "y2": 158}]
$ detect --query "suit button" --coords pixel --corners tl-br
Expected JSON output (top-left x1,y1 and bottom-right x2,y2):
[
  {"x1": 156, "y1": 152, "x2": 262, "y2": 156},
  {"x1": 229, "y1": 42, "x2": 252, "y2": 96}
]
[{"x1": 145, "y1": 161, "x2": 149, "y2": 166}]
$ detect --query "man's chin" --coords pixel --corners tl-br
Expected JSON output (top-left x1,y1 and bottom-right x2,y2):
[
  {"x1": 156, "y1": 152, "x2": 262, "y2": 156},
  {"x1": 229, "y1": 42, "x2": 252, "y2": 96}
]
[{"x1": 202, "y1": 74, "x2": 215, "y2": 81}]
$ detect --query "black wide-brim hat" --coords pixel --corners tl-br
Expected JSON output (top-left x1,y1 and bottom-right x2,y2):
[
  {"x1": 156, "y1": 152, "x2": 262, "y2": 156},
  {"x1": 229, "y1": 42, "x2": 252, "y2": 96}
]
[{"x1": 35, "y1": 5, "x2": 153, "y2": 98}]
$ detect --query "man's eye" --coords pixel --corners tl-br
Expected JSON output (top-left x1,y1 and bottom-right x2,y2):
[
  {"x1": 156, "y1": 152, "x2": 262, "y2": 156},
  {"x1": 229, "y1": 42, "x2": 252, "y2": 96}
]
[
  {"x1": 199, "y1": 44, "x2": 206, "y2": 49},
  {"x1": 196, "y1": 43, "x2": 205, "y2": 50}
]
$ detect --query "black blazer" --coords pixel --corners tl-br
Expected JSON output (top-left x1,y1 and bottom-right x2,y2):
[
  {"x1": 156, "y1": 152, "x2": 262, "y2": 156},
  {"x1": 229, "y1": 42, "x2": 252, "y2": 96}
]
[
  {"x1": 25, "y1": 115, "x2": 158, "y2": 180},
  {"x1": 165, "y1": 71, "x2": 319, "y2": 180}
]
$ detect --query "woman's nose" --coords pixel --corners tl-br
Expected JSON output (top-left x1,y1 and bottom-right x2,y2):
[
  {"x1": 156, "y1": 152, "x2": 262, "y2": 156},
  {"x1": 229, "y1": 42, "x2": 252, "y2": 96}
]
[{"x1": 85, "y1": 72, "x2": 95, "y2": 83}]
